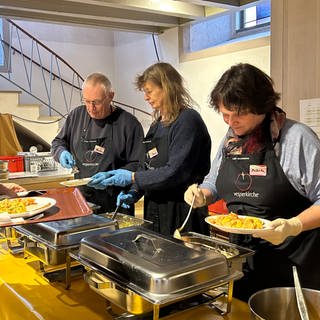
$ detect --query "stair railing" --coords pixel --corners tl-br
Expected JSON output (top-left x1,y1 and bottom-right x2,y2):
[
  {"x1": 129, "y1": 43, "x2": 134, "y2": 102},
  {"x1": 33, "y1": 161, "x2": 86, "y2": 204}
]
[{"x1": 0, "y1": 18, "x2": 151, "y2": 122}]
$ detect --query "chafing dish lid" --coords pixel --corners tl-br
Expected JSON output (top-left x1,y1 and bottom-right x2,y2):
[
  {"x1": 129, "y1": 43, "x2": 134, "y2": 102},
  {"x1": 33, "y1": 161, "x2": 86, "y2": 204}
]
[
  {"x1": 79, "y1": 227, "x2": 229, "y2": 294},
  {"x1": 14, "y1": 214, "x2": 116, "y2": 246}
]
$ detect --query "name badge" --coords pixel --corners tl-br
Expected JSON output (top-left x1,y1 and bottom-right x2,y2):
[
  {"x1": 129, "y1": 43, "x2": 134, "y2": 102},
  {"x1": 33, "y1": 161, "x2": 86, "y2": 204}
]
[
  {"x1": 148, "y1": 147, "x2": 158, "y2": 159},
  {"x1": 94, "y1": 145, "x2": 105, "y2": 154},
  {"x1": 249, "y1": 164, "x2": 267, "y2": 176}
]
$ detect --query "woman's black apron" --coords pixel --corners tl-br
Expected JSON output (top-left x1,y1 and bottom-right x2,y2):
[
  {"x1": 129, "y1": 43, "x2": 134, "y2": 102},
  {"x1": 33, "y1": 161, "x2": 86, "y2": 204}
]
[
  {"x1": 73, "y1": 116, "x2": 132, "y2": 215},
  {"x1": 216, "y1": 144, "x2": 320, "y2": 301},
  {"x1": 143, "y1": 121, "x2": 209, "y2": 236}
]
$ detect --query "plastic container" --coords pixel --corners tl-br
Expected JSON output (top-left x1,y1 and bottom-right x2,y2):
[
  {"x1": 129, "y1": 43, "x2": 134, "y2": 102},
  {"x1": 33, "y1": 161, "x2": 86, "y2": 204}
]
[
  {"x1": 0, "y1": 156, "x2": 24, "y2": 172},
  {"x1": 23, "y1": 152, "x2": 58, "y2": 172}
]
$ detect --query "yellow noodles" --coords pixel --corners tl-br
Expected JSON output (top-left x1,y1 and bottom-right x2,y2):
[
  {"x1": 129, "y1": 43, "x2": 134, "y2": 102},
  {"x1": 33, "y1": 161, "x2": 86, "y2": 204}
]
[
  {"x1": 209, "y1": 212, "x2": 263, "y2": 229},
  {"x1": 0, "y1": 198, "x2": 36, "y2": 214}
]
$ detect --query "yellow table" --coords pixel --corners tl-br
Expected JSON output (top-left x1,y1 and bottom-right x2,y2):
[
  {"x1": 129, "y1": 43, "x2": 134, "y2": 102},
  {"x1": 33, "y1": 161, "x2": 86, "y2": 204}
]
[{"x1": 0, "y1": 241, "x2": 251, "y2": 320}]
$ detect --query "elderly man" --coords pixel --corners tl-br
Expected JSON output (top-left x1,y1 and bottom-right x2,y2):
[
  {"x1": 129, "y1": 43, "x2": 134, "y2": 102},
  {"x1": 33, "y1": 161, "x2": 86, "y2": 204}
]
[{"x1": 51, "y1": 73, "x2": 144, "y2": 214}]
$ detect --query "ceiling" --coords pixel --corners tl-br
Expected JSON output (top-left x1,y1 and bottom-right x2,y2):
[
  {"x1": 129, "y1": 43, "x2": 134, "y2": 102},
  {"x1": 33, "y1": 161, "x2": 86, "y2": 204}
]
[{"x1": 0, "y1": 0, "x2": 262, "y2": 34}]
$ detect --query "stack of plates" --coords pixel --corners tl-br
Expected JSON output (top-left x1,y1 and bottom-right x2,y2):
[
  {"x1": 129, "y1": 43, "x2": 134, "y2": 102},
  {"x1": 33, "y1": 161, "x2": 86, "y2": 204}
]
[{"x1": 0, "y1": 160, "x2": 9, "y2": 179}]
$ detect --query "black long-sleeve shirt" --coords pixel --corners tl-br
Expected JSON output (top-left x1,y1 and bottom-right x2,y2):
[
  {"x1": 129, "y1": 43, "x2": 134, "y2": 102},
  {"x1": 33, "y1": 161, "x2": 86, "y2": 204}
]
[
  {"x1": 51, "y1": 105, "x2": 145, "y2": 175},
  {"x1": 135, "y1": 108, "x2": 211, "y2": 195}
]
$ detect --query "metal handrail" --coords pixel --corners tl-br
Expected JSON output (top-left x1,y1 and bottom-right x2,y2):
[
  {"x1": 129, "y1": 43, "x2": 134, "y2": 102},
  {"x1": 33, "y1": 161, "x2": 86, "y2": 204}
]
[{"x1": 0, "y1": 18, "x2": 151, "y2": 122}]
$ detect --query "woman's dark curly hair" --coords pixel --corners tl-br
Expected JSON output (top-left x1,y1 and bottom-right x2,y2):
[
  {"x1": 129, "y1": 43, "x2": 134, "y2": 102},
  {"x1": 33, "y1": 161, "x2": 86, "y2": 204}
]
[{"x1": 210, "y1": 63, "x2": 280, "y2": 114}]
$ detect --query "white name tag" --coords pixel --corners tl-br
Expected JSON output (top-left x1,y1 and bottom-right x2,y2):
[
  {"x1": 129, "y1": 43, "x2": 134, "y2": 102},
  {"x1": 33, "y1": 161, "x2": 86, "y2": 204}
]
[
  {"x1": 249, "y1": 164, "x2": 267, "y2": 176},
  {"x1": 94, "y1": 145, "x2": 105, "y2": 154},
  {"x1": 148, "y1": 147, "x2": 158, "y2": 159}
]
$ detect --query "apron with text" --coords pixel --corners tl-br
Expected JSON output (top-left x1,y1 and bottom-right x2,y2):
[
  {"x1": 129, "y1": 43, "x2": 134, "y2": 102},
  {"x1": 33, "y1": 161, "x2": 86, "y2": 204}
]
[
  {"x1": 216, "y1": 144, "x2": 320, "y2": 300},
  {"x1": 73, "y1": 121, "x2": 131, "y2": 214},
  {"x1": 143, "y1": 121, "x2": 209, "y2": 236}
]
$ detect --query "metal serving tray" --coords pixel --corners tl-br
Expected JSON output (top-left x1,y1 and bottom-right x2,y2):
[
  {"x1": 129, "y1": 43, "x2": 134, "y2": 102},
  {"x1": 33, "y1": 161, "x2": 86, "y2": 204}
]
[
  {"x1": 14, "y1": 214, "x2": 116, "y2": 248},
  {"x1": 180, "y1": 232, "x2": 254, "y2": 274},
  {"x1": 102, "y1": 212, "x2": 153, "y2": 229},
  {"x1": 78, "y1": 227, "x2": 230, "y2": 295}
]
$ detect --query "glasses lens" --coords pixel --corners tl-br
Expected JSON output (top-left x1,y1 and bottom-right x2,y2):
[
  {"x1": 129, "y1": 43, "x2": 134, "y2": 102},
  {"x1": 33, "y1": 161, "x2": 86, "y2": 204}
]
[{"x1": 82, "y1": 96, "x2": 107, "y2": 106}]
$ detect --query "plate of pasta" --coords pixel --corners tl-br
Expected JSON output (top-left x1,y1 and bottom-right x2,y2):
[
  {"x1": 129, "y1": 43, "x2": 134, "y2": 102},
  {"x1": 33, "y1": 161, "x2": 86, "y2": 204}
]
[
  {"x1": 0, "y1": 197, "x2": 56, "y2": 218},
  {"x1": 205, "y1": 212, "x2": 272, "y2": 234}
]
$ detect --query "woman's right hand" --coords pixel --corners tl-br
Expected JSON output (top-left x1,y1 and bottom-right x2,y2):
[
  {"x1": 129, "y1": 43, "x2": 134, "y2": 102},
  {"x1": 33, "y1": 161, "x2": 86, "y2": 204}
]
[{"x1": 184, "y1": 184, "x2": 207, "y2": 208}]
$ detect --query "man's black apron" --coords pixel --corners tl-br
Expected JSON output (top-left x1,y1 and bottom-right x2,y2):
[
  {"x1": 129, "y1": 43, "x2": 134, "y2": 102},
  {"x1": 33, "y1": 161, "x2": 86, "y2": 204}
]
[
  {"x1": 143, "y1": 121, "x2": 209, "y2": 236},
  {"x1": 216, "y1": 143, "x2": 320, "y2": 301},
  {"x1": 73, "y1": 117, "x2": 132, "y2": 214}
]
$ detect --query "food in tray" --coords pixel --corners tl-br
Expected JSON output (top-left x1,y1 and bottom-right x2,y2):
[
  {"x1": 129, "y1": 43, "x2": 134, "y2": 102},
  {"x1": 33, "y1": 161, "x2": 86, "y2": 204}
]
[
  {"x1": 0, "y1": 197, "x2": 36, "y2": 214},
  {"x1": 208, "y1": 212, "x2": 264, "y2": 229}
]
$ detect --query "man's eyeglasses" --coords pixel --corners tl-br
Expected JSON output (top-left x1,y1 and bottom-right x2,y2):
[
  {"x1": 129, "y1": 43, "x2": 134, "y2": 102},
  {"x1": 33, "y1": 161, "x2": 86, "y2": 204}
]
[{"x1": 82, "y1": 96, "x2": 107, "y2": 106}]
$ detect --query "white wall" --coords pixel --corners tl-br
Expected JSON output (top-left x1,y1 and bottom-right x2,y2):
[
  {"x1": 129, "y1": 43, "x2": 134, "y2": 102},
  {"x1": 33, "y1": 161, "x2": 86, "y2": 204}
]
[
  {"x1": 113, "y1": 27, "x2": 181, "y2": 132},
  {"x1": 112, "y1": 27, "x2": 270, "y2": 156},
  {"x1": 180, "y1": 45, "x2": 270, "y2": 157},
  {"x1": 0, "y1": 20, "x2": 116, "y2": 118},
  {"x1": 112, "y1": 28, "x2": 270, "y2": 157},
  {"x1": 0, "y1": 19, "x2": 270, "y2": 157}
]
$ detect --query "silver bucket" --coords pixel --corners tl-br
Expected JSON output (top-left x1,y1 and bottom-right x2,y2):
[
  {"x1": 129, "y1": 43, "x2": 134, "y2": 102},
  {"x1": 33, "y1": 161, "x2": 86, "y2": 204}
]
[{"x1": 248, "y1": 287, "x2": 320, "y2": 320}]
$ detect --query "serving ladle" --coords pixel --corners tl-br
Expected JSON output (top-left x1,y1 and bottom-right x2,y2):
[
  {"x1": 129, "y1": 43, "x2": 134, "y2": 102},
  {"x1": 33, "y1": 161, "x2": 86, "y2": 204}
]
[
  {"x1": 293, "y1": 265, "x2": 310, "y2": 320},
  {"x1": 173, "y1": 194, "x2": 195, "y2": 240}
]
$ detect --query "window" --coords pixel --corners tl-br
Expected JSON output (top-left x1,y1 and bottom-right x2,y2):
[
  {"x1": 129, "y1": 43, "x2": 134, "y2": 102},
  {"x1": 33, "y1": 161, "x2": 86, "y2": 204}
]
[
  {"x1": 0, "y1": 17, "x2": 10, "y2": 72},
  {"x1": 182, "y1": 0, "x2": 270, "y2": 54},
  {"x1": 235, "y1": 1, "x2": 271, "y2": 34}
]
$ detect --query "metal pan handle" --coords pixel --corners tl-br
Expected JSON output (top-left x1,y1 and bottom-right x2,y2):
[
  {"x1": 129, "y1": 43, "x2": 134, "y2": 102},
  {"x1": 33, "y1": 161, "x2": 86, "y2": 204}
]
[
  {"x1": 132, "y1": 234, "x2": 163, "y2": 254},
  {"x1": 84, "y1": 270, "x2": 112, "y2": 289}
]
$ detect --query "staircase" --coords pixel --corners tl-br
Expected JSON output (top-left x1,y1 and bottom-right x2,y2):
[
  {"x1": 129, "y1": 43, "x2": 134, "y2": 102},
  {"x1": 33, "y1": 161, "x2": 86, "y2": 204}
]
[
  {"x1": 0, "y1": 90, "x2": 59, "y2": 144},
  {"x1": 0, "y1": 18, "x2": 151, "y2": 142}
]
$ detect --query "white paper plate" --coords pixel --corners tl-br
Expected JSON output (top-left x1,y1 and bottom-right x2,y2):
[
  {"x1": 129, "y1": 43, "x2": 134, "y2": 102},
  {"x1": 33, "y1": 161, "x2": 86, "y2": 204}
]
[
  {"x1": 60, "y1": 178, "x2": 91, "y2": 187},
  {"x1": 205, "y1": 215, "x2": 272, "y2": 235},
  {"x1": 0, "y1": 197, "x2": 56, "y2": 218}
]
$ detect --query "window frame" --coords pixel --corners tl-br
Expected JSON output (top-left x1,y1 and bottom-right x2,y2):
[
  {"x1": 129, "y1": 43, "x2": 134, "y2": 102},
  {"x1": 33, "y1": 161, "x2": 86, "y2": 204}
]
[
  {"x1": 180, "y1": 0, "x2": 270, "y2": 57},
  {"x1": 232, "y1": 1, "x2": 271, "y2": 39}
]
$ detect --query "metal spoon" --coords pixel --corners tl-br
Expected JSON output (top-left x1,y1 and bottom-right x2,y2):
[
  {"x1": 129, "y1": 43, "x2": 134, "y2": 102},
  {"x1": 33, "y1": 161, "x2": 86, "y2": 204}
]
[
  {"x1": 173, "y1": 194, "x2": 195, "y2": 239},
  {"x1": 293, "y1": 265, "x2": 310, "y2": 320}
]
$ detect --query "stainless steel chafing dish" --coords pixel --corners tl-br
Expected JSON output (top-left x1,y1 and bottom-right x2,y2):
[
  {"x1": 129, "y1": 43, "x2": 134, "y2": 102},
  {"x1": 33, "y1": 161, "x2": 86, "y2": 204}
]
[
  {"x1": 0, "y1": 226, "x2": 25, "y2": 254},
  {"x1": 73, "y1": 227, "x2": 245, "y2": 319},
  {"x1": 14, "y1": 214, "x2": 117, "y2": 288},
  {"x1": 0, "y1": 226, "x2": 14, "y2": 239},
  {"x1": 180, "y1": 231, "x2": 254, "y2": 274}
]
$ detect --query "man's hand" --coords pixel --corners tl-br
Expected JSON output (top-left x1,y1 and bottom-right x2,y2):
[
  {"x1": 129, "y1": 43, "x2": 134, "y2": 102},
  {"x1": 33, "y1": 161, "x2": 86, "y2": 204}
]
[
  {"x1": 184, "y1": 184, "x2": 206, "y2": 208},
  {"x1": 253, "y1": 217, "x2": 303, "y2": 245},
  {"x1": 59, "y1": 150, "x2": 75, "y2": 169},
  {"x1": 88, "y1": 169, "x2": 133, "y2": 189},
  {"x1": 3, "y1": 183, "x2": 26, "y2": 193}
]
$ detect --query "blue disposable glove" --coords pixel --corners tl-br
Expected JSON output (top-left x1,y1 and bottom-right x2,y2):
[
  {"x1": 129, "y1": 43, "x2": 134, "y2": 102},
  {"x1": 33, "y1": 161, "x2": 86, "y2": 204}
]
[
  {"x1": 87, "y1": 172, "x2": 111, "y2": 189},
  {"x1": 59, "y1": 150, "x2": 75, "y2": 169},
  {"x1": 116, "y1": 190, "x2": 139, "y2": 209},
  {"x1": 88, "y1": 169, "x2": 133, "y2": 189}
]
